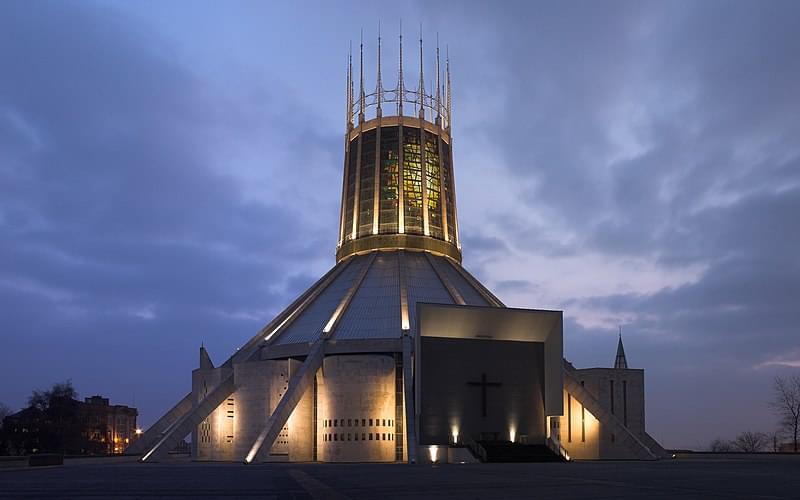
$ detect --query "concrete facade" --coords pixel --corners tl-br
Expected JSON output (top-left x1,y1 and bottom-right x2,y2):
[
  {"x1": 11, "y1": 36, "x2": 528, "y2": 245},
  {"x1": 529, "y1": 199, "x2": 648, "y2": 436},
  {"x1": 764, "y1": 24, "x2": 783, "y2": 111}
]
[{"x1": 317, "y1": 355, "x2": 396, "y2": 462}]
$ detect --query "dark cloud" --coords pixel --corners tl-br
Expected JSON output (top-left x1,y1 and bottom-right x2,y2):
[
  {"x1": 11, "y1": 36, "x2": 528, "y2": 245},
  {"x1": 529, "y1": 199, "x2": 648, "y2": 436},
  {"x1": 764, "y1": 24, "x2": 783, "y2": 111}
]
[
  {"x1": 0, "y1": 2, "x2": 339, "y2": 424},
  {"x1": 443, "y1": 0, "x2": 800, "y2": 447}
]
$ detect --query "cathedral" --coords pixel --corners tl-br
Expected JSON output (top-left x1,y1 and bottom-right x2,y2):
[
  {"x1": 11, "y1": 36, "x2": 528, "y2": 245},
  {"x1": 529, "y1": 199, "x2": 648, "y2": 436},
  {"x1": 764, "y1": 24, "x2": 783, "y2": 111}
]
[{"x1": 129, "y1": 33, "x2": 667, "y2": 464}]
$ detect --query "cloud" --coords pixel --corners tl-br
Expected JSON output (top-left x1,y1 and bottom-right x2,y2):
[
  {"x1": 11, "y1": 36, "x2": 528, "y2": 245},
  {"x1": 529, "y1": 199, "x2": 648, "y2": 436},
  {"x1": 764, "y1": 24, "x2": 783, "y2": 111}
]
[
  {"x1": 0, "y1": 2, "x2": 340, "y2": 423},
  {"x1": 442, "y1": 0, "x2": 800, "y2": 447}
]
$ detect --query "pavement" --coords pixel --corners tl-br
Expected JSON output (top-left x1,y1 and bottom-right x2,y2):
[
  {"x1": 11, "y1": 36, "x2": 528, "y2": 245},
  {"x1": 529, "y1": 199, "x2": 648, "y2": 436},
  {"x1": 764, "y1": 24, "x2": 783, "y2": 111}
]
[{"x1": 1, "y1": 456, "x2": 799, "y2": 499}]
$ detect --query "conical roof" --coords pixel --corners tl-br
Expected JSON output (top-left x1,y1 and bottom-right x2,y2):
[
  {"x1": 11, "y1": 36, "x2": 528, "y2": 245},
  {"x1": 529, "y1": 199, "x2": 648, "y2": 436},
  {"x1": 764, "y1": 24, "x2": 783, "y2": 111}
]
[{"x1": 267, "y1": 250, "x2": 501, "y2": 349}]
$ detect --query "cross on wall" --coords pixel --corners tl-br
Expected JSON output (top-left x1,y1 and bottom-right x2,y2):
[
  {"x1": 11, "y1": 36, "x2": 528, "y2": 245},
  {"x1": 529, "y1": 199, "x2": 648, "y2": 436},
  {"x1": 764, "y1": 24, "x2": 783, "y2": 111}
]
[{"x1": 467, "y1": 373, "x2": 502, "y2": 417}]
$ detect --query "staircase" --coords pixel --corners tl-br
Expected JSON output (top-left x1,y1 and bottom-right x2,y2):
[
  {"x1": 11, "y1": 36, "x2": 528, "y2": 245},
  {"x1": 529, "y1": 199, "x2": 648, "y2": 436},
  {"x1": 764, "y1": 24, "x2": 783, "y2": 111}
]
[{"x1": 477, "y1": 441, "x2": 565, "y2": 462}]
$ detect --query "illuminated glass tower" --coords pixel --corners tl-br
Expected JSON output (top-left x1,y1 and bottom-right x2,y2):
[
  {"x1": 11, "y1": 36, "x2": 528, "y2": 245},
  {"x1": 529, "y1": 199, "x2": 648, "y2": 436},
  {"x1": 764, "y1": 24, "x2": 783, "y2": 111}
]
[{"x1": 337, "y1": 31, "x2": 461, "y2": 264}]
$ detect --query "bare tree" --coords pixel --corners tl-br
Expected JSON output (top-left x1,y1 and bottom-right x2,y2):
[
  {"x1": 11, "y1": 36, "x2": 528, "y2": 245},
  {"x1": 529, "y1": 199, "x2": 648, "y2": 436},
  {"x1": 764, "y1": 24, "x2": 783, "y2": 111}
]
[
  {"x1": 0, "y1": 403, "x2": 10, "y2": 428},
  {"x1": 733, "y1": 431, "x2": 768, "y2": 452},
  {"x1": 709, "y1": 438, "x2": 734, "y2": 452},
  {"x1": 771, "y1": 375, "x2": 800, "y2": 453}
]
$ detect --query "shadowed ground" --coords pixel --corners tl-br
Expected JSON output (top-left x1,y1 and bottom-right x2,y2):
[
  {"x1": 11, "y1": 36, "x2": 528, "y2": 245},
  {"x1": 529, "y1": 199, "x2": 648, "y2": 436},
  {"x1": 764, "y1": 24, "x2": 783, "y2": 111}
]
[{"x1": 1, "y1": 456, "x2": 799, "y2": 499}]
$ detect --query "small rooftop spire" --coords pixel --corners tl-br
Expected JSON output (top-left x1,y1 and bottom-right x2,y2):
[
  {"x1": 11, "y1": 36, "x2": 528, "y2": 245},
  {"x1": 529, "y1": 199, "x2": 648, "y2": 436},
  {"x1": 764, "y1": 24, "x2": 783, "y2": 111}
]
[
  {"x1": 398, "y1": 20, "x2": 404, "y2": 115},
  {"x1": 418, "y1": 24, "x2": 425, "y2": 119},
  {"x1": 376, "y1": 21, "x2": 383, "y2": 117},
  {"x1": 445, "y1": 45, "x2": 452, "y2": 130},
  {"x1": 346, "y1": 42, "x2": 353, "y2": 129},
  {"x1": 359, "y1": 30, "x2": 365, "y2": 124},
  {"x1": 435, "y1": 34, "x2": 441, "y2": 125},
  {"x1": 200, "y1": 344, "x2": 214, "y2": 370},
  {"x1": 614, "y1": 327, "x2": 628, "y2": 369}
]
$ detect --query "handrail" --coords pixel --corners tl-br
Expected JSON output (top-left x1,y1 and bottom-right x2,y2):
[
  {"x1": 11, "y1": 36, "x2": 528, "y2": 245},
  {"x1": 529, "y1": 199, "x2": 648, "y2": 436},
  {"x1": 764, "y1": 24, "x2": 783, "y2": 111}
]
[
  {"x1": 546, "y1": 437, "x2": 570, "y2": 462},
  {"x1": 464, "y1": 437, "x2": 487, "y2": 463}
]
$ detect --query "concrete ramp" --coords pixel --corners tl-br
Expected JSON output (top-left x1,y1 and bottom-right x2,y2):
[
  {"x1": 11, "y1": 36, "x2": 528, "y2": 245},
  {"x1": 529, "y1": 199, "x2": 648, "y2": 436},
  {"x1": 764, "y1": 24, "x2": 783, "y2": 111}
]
[{"x1": 141, "y1": 374, "x2": 236, "y2": 462}]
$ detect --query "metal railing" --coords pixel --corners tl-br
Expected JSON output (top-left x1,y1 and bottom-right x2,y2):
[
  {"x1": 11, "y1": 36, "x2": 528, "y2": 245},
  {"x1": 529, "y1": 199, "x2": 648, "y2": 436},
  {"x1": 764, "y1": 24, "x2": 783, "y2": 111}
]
[
  {"x1": 464, "y1": 437, "x2": 487, "y2": 463},
  {"x1": 545, "y1": 437, "x2": 570, "y2": 462}
]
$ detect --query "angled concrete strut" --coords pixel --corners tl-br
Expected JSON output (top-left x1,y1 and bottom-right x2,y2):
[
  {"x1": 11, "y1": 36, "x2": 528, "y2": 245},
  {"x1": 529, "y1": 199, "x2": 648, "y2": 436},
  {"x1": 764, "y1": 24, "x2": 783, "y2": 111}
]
[
  {"x1": 244, "y1": 252, "x2": 377, "y2": 462},
  {"x1": 126, "y1": 392, "x2": 193, "y2": 456},
  {"x1": 141, "y1": 374, "x2": 236, "y2": 462},
  {"x1": 244, "y1": 340, "x2": 325, "y2": 462}
]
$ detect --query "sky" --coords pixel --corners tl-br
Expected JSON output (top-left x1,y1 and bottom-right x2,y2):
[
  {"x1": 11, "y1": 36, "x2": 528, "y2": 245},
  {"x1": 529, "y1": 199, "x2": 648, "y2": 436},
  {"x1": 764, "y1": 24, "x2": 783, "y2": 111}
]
[{"x1": 1, "y1": 0, "x2": 798, "y2": 450}]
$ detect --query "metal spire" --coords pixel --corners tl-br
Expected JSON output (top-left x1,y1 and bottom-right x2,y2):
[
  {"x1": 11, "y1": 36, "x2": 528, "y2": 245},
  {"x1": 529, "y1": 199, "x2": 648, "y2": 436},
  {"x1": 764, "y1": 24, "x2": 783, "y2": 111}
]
[
  {"x1": 359, "y1": 30, "x2": 365, "y2": 124},
  {"x1": 346, "y1": 43, "x2": 353, "y2": 129},
  {"x1": 376, "y1": 21, "x2": 383, "y2": 117},
  {"x1": 418, "y1": 24, "x2": 425, "y2": 119},
  {"x1": 435, "y1": 34, "x2": 441, "y2": 125},
  {"x1": 614, "y1": 327, "x2": 629, "y2": 369},
  {"x1": 398, "y1": 21, "x2": 404, "y2": 116},
  {"x1": 445, "y1": 45, "x2": 452, "y2": 130}
]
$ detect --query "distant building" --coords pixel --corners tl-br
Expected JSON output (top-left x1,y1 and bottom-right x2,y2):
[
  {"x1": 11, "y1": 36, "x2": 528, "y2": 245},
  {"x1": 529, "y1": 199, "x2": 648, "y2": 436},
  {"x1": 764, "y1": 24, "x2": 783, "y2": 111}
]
[
  {"x1": 2, "y1": 395, "x2": 138, "y2": 455},
  {"x1": 81, "y1": 396, "x2": 138, "y2": 454}
]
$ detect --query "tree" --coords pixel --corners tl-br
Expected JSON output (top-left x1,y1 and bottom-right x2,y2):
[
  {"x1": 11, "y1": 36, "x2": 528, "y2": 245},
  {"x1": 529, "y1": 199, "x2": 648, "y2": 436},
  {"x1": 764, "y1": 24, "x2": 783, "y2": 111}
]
[
  {"x1": 770, "y1": 374, "x2": 800, "y2": 453},
  {"x1": 0, "y1": 403, "x2": 10, "y2": 428},
  {"x1": 709, "y1": 438, "x2": 734, "y2": 452},
  {"x1": 733, "y1": 431, "x2": 768, "y2": 452},
  {"x1": 21, "y1": 381, "x2": 83, "y2": 454}
]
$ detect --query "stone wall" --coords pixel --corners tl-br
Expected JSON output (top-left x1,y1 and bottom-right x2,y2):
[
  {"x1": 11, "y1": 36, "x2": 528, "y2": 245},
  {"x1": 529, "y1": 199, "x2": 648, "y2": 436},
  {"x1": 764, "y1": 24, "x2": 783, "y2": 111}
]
[{"x1": 317, "y1": 354, "x2": 396, "y2": 462}]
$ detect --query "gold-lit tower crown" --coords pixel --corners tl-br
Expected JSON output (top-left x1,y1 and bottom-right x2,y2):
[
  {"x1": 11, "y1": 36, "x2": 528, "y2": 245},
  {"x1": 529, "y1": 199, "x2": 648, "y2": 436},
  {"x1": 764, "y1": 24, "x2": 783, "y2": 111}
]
[{"x1": 336, "y1": 28, "x2": 460, "y2": 263}]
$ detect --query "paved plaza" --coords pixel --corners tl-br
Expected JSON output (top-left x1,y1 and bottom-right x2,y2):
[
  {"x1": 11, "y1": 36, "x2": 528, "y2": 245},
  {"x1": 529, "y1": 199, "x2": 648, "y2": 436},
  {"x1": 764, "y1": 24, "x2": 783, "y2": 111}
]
[{"x1": 1, "y1": 456, "x2": 799, "y2": 499}]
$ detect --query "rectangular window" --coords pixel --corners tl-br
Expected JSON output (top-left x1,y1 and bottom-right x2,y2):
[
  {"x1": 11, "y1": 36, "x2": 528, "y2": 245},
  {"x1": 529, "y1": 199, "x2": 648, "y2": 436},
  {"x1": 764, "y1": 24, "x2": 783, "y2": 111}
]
[
  {"x1": 362, "y1": 419, "x2": 366, "y2": 426},
  {"x1": 369, "y1": 419, "x2": 373, "y2": 426},
  {"x1": 334, "y1": 419, "x2": 337, "y2": 427},
  {"x1": 567, "y1": 394, "x2": 572, "y2": 443},
  {"x1": 348, "y1": 419, "x2": 352, "y2": 427},
  {"x1": 369, "y1": 433, "x2": 373, "y2": 440},
  {"x1": 424, "y1": 131, "x2": 442, "y2": 239},
  {"x1": 402, "y1": 127, "x2": 423, "y2": 235},
  {"x1": 379, "y1": 127, "x2": 399, "y2": 233},
  {"x1": 362, "y1": 433, "x2": 366, "y2": 441},
  {"x1": 440, "y1": 141, "x2": 455, "y2": 243},
  {"x1": 610, "y1": 380, "x2": 615, "y2": 415},
  {"x1": 344, "y1": 138, "x2": 359, "y2": 241},
  {"x1": 581, "y1": 405, "x2": 586, "y2": 443},
  {"x1": 358, "y1": 129, "x2": 377, "y2": 237},
  {"x1": 623, "y1": 380, "x2": 628, "y2": 427},
  {"x1": 334, "y1": 434, "x2": 338, "y2": 441}
]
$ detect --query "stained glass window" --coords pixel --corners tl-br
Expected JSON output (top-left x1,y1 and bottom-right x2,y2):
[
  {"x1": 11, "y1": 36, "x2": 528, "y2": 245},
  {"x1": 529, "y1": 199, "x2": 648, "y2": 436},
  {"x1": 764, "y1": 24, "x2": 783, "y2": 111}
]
[
  {"x1": 343, "y1": 137, "x2": 359, "y2": 241},
  {"x1": 358, "y1": 129, "x2": 376, "y2": 237},
  {"x1": 441, "y1": 140, "x2": 456, "y2": 243},
  {"x1": 424, "y1": 131, "x2": 442, "y2": 240},
  {"x1": 403, "y1": 127, "x2": 423, "y2": 235},
  {"x1": 379, "y1": 127, "x2": 399, "y2": 233}
]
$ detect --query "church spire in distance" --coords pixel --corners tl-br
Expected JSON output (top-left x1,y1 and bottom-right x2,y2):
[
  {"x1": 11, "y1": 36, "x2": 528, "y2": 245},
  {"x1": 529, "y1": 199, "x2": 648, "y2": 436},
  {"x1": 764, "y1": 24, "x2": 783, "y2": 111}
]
[{"x1": 614, "y1": 327, "x2": 628, "y2": 369}]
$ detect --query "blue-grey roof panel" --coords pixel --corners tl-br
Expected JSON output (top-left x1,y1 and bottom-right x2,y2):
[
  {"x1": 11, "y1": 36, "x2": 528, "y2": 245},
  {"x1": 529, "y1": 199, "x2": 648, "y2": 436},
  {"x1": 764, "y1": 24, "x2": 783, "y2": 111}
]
[
  {"x1": 273, "y1": 255, "x2": 369, "y2": 345},
  {"x1": 436, "y1": 257, "x2": 492, "y2": 307},
  {"x1": 332, "y1": 252, "x2": 402, "y2": 340},
  {"x1": 405, "y1": 252, "x2": 455, "y2": 331}
]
